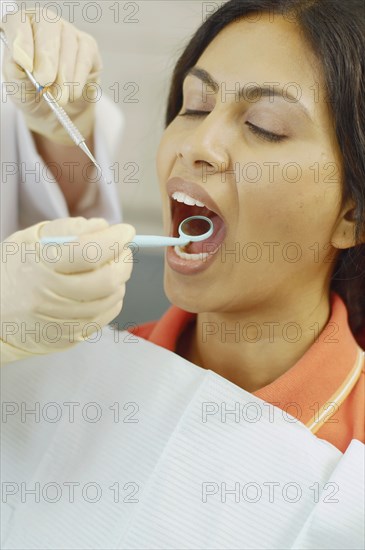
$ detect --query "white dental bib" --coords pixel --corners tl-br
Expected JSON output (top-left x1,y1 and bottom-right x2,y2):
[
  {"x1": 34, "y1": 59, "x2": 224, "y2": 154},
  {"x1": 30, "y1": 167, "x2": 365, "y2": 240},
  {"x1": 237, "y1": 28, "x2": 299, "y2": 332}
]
[{"x1": 1, "y1": 330, "x2": 364, "y2": 549}]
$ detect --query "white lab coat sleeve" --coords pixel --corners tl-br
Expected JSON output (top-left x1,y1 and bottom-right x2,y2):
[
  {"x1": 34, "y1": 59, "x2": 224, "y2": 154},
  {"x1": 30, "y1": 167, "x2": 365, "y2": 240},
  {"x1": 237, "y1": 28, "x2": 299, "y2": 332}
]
[{"x1": 1, "y1": 92, "x2": 123, "y2": 241}]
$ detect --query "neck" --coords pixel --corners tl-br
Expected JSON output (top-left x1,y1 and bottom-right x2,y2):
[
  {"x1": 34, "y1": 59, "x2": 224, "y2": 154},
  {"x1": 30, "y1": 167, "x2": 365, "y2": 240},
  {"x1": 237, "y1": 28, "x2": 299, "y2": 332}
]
[{"x1": 185, "y1": 289, "x2": 332, "y2": 393}]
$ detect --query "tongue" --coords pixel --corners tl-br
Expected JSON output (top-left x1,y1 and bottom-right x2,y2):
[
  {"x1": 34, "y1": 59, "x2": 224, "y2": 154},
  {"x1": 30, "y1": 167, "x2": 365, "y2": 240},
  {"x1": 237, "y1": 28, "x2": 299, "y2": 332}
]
[{"x1": 183, "y1": 214, "x2": 225, "y2": 254}]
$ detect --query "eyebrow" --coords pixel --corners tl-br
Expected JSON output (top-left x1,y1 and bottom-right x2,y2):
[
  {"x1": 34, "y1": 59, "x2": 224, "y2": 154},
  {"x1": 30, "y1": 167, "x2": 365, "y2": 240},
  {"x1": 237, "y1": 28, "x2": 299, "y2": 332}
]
[{"x1": 184, "y1": 66, "x2": 312, "y2": 120}]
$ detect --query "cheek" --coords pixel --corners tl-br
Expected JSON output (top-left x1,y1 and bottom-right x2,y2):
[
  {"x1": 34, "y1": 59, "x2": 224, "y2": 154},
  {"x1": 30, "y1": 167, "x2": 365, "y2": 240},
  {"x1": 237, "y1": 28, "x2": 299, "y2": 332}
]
[
  {"x1": 156, "y1": 125, "x2": 179, "y2": 185},
  {"x1": 237, "y1": 168, "x2": 342, "y2": 245}
]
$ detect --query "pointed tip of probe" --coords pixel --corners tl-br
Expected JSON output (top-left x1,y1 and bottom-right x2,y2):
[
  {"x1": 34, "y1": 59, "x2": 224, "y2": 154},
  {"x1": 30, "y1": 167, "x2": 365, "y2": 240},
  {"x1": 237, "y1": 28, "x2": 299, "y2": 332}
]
[{"x1": 79, "y1": 141, "x2": 103, "y2": 174}]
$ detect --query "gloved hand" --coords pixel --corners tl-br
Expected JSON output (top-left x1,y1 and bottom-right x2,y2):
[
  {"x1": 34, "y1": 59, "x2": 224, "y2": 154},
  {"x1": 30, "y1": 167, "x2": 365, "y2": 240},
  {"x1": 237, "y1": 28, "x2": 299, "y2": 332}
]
[
  {"x1": 0, "y1": 218, "x2": 136, "y2": 364},
  {"x1": 1, "y1": 6, "x2": 102, "y2": 144}
]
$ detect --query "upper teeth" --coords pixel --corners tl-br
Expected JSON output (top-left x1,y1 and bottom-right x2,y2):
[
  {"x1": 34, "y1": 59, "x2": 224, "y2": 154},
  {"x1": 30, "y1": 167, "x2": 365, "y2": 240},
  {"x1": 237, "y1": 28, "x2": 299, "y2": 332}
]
[{"x1": 171, "y1": 191, "x2": 205, "y2": 207}]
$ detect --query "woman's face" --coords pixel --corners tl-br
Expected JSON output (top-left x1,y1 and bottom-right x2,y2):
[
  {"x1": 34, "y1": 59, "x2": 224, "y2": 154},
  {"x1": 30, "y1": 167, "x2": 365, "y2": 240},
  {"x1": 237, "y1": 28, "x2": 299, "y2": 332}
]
[{"x1": 156, "y1": 13, "x2": 345, "y2": 313}]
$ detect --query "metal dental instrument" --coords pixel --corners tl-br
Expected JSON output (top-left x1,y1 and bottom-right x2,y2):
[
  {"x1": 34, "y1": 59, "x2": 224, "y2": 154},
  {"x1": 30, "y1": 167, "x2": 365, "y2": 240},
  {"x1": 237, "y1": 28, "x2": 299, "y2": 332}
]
[
  {"x1": 0, "y1": 30, "x2": 102, "y2": 173},
  {"x1": 40, "y1": 215, "x2": 214, "y2": 248}
]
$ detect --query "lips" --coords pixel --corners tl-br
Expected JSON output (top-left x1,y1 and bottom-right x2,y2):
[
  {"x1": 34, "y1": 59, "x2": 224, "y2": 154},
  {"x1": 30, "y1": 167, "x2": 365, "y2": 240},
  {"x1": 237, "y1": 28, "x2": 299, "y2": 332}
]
[
  {"x1": 165, "y1": 177, "x2": 228, "y2": 275},
  {"x1": 167, "y1": 177, "x2": 227, "y2": 255}
]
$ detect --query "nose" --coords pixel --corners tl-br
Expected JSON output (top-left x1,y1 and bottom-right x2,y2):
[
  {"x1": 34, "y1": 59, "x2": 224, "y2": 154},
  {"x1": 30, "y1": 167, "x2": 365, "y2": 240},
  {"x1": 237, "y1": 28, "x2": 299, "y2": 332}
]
[{"x1": 176, "y1": 114, "x2": 230, "y2": 176}]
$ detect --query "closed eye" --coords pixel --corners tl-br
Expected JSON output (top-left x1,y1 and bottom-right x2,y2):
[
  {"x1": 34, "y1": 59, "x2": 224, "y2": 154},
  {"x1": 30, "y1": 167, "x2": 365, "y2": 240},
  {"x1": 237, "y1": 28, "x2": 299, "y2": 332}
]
[
  {"x1": 178, "y1": 110, "x2": 287, "y2": 143},
  {"x1": 245, "y1": 122, "x2": 287, "y2": 143}
]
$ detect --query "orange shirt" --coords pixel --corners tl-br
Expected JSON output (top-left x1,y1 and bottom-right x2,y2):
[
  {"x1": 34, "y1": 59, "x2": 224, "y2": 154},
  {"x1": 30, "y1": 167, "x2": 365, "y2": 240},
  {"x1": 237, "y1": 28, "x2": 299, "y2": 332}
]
[{"x1": 130, "y1": 291, "x2": 364, "y2": 453}]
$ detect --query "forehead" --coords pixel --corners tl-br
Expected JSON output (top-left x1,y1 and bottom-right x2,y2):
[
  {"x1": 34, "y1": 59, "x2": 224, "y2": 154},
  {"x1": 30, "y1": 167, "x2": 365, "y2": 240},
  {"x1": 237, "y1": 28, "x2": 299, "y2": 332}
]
[{"x1": 195, "y1": 14, "x2": 323, "y2": 97}]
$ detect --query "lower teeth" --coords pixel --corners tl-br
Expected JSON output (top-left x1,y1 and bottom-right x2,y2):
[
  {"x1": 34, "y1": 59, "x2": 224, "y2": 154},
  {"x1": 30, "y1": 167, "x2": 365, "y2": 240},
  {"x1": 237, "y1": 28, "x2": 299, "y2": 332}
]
[{"x1": 174, "y1": 245, "x2": 209, "y2": 261}]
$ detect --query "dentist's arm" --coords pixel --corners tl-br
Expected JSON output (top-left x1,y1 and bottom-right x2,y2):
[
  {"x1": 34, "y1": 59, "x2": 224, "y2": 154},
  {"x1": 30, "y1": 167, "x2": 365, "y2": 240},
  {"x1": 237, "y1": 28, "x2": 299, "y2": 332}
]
[{"x1": 32, "y1": 133, "x2": 97, "y2": 214}]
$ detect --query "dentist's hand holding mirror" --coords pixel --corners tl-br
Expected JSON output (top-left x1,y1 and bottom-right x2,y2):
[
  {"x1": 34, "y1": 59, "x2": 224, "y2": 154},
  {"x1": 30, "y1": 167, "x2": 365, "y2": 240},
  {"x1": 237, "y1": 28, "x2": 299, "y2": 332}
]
[
  {"x1": 0, "y1": 218, "x2": 136, "y2": 365},
  {"x1": 1, "y1": 216, "x2": 213, "y2": 365}
]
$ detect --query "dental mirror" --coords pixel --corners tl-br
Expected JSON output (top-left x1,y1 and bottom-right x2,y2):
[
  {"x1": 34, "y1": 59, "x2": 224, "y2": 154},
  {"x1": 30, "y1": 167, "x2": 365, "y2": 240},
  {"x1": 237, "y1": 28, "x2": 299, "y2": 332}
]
[
  {"x1": 39, "y1": 215, "x2": 214, "y2": 248},
  {"x1": 131, "y1": 215, "x2": 214, "y2": 248}
]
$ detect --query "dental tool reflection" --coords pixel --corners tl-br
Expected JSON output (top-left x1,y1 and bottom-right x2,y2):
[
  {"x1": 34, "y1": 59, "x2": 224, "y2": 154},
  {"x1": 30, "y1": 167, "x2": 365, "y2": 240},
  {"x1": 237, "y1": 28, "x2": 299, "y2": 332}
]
[
  {"x1": 40, "y1": 215, "x2": 214, "y2": 248},
  {"x1": 0, "y1": 29, "x2": 102, "y2": 175}
]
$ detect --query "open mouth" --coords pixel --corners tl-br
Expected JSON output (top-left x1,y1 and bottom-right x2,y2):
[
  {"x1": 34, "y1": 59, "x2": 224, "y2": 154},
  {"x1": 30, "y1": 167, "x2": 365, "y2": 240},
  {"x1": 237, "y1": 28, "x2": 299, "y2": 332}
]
[{"x1": 170, "y1": 192, "x2": 226, "y2": 257}]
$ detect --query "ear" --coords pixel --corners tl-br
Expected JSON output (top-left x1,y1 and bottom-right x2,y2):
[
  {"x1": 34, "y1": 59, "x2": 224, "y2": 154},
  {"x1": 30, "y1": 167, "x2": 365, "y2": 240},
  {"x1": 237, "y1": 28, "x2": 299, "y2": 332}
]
[{"x1": 331, "y1": 201, "x2": 365, "y2": 249}]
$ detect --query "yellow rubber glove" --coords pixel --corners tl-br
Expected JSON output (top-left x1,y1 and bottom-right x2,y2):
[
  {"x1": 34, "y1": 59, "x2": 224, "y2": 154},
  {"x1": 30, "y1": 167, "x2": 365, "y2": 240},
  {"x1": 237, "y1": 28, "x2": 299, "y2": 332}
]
[
  {"x1": 0, "y1": 218, "x2": 136, "y2": 364},
  {"x1": 1, "y1": 7, "x2": 102, "y2": 144}
]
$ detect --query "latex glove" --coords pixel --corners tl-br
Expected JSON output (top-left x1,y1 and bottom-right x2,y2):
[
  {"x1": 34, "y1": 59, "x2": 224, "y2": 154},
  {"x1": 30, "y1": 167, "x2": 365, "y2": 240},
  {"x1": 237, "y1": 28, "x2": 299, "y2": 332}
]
[
  {"x1": 0, "y1": 218, "x2": 136, "y2": 365},
  {"x1": 1, "y1": 6, "x2": 102, "y2": 144}
]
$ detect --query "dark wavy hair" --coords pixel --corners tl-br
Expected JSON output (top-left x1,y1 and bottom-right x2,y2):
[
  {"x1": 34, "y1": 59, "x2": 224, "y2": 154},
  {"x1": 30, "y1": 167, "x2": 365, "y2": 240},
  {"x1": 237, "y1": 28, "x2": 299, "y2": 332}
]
[{"x1": 165, "y1": 0, "x2": 365, "y2": 347}]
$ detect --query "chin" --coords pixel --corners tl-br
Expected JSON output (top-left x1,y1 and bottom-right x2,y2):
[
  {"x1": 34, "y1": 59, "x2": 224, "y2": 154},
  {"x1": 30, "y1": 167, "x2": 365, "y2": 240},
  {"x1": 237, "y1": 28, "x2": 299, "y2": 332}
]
[{"x1": 163, "y1": 273, "x2": 211, "y2": 314}]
